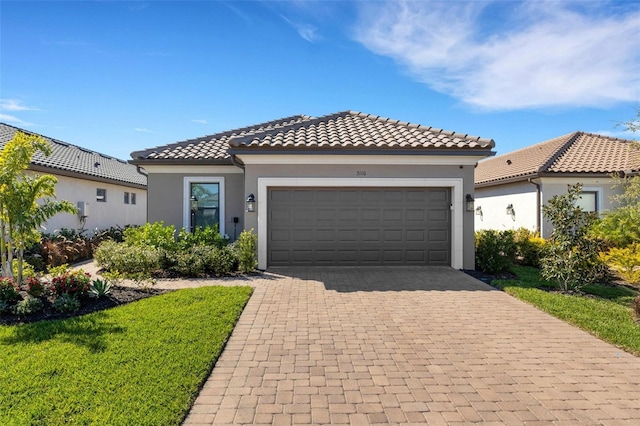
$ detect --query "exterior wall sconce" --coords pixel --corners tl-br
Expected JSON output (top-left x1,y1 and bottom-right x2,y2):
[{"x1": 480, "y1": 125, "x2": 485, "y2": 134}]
[
  {"x1": 506, "y1": 203, "x2": 515, "y2": 220},
  {"x1": 475, "y1": 206, "x2": 483, "y2": 218},
  {"x1": 246, "y1": 194, "x2": 256, "y2": 212},
  {"x1": 190, "y1": 195, "x2": 198, "y2": 232},
  {"x1": 465, "y1": 194, "x2": 475, "y2": 212}
]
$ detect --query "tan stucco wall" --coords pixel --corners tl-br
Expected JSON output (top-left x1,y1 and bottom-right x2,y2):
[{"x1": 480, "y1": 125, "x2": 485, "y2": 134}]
[
  {"x1": 33, "y1": 173, "x2": 147, "y2": 234},
  {"x1": 147, "y1": 170, "x2": 245, "y2": 239},
  {"x1": 242, "y1": 162, "x2": 477, "y2": 270}
]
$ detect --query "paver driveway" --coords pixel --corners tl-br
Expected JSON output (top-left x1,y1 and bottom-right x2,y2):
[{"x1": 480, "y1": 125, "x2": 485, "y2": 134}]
[{"x1": 183, "y1": 267, "x2": 640, "y2": 425}]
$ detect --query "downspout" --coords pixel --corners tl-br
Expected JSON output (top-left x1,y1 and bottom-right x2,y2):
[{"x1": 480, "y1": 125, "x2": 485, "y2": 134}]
[{"x1": 528, "y1": 178, "x2": 541, "y2": 236}]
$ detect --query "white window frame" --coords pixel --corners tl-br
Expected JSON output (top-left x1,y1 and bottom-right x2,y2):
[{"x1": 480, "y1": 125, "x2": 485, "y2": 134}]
[{"x1": 183, "y1": 177, "x2": 225, "y2": 235}]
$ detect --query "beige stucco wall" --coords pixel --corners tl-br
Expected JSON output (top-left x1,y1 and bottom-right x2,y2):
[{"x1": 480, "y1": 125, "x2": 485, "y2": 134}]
[
  {"x1": 146, "y1": 167, "x2": 245, "y2": 239},
  {"x1": 33, "y1": 173, "x2": 147, "y2": 234},
  {"x1": 242, "y1": 161, "x2": 477, "y2": 270},
  {"x1": 475, "y1": 181, "x2": 538, "y2": 233},
  {"x1": 475, "y1": 176, "x2": 624, "y2": 239}
]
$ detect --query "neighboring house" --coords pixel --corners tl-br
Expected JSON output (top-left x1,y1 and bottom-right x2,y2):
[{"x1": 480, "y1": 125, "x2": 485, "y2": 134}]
[
  {"x1": 0, "y1": 123, "x2": 148, "y2": 234},
  {"x1": 130, "y1": 110, "x2": 495, "y2": 270},
  {"x1": 474, "y1": 132, "x2": 640, "y2": 238}
]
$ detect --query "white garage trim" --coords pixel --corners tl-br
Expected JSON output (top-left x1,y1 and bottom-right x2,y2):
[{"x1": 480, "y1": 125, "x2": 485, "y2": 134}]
[{"x1": 257, "y1": 178, "x2": 464, "y2": 270}]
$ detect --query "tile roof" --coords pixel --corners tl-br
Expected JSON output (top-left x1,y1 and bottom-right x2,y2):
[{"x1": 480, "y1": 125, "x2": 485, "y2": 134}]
[
  {"x1": 475, "y1": 132, "x2": 640, "y2": 186},
  {"x1": 131, "y1": 111, "x2": 495, "y2": 163},
  {"x1": 228, "y1": 110, "x2": 495, "y2": 152},
  {"x1": 130, "y1": 115, "x2": 311, "y2": 162},
  {"x1": 0, "y1": 123, "x2": 147, "y2": 187}
]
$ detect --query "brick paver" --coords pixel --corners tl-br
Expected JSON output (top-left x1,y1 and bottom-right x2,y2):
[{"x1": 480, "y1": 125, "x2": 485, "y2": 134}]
[{"x1": 77, "y1": 262, "x2": 640, "y2": 424}]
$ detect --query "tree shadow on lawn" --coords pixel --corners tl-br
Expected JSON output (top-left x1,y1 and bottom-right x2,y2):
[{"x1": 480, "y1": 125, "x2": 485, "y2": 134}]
[{"x1": 2, "y1": 312, "x2": 126, "y2": 353}]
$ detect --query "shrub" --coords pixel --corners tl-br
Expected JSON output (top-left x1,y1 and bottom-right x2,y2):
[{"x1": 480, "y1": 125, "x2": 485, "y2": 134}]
[
  {"x1": 92, "y1": 225, "x2": 128, "y2": 244},
  {"x1": 236, "y1": 229, "x2": 258, "y2": 273},
  {"x1": 12, "y1": 259, "x2": 37, "y2": 279},
  {"x1": 601, "y1": 243, "x2": 640, "y2": 286},
  {"x1": 25, "y1": 276, "x2": 46, "y2": 297},
  {"x1": 474, "y1": 229, "x2": 516, "y2": 273},
  {"x1": 170, "y1": 246, "x2": 209, "y2": 277},
  {"x1": 124, "y1": 221, "x2": 176, "y2": 250},
  {"x1": 634, "y1": 296, "x2": 640, "y2": 319},
  {"x1": 94, "y1": 240, "x2": 161, "y2": 276},
  {"x1": 89, "y1": 278, "x2": 112, "y2": 298},
  {"x1": 513, "y1": 228, "x2": 547, "y2": 267},
  {"x1": 12, "y1": 297, "x2": 43, "y2": 315},
  {"x1": 0, "y1": 300, "x2": 10, "y2": 314},
  {"x1": 50, "y1": 270, "x2": 92, "y2": 298},
  {"x1": 0, "y1": 277, "x2": 22, "y2": 304},
  {"x1": 541, "y1": 184, "x2": 607, "y2": 291},
  {"x1": 53, "y1": 293, "x2": 81, "y2": 313},
  {"x1": 41, "y1": 229, "x2": 94, "y2": 267},
  {"x1": 177, "y1": 225, "x2": 227, "y2": 250},
  {"x1": 211, "y1": 246, "x2": 237, "y2": 276}
]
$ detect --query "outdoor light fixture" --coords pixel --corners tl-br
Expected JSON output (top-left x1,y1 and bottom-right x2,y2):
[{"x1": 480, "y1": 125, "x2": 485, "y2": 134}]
[
  {"x1": 475, "y1": 206, "x2": 483, "y2": 218},
  {"x1": 506, "y1": 203, "x2": 515, "y2": 220},
  {"x1": 246, "y1": 194, "x2": 256, "y2": 212},
  {"x1": 190, "y1": 195, "x2": 198, "y2": 232},
  {"x1": 465, "y1": 194, "x2": 475, "y2": 212}
]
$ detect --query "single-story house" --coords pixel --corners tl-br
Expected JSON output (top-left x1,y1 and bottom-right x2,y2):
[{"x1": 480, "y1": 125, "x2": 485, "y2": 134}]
[
  {"x1": 130, "y1": 110, "x2": 494, "y2": 270},
  {"x1": 474, "y1": 131, "x2": 640, "y2": 237},
  {"x1": 0, "y1": 123, "x2": 148, "y2": 234}
]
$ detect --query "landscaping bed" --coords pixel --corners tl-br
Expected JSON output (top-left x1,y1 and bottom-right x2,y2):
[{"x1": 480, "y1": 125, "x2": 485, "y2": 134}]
[{"x1": 0, "y1": 285, "x2": 167, "y2": 326}]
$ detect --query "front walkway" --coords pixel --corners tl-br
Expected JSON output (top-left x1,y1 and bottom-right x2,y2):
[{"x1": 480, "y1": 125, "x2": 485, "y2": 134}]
[{"x1": 170, "y1": 266, "x2": 640, "y2": 425}]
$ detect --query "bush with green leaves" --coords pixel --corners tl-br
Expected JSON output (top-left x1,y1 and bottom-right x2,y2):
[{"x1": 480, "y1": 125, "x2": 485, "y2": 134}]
[
  {"x1": 541, "y1": 183, "x2": 608, "y2": 291},
  {"x1": 89, "y1": 278, "x2": 112, "y2": 298},
  {"x1": 0, "y1": 277, "x2": 22, "y2": 304},
  {"x1": 94, "y1": 240, "x2": 161, "y2": 276},
  {"x1": 53, "y1": 293, "x2": 81, "y2": 313},
  {"x1": 177, "y1": 225, "x2": 227, "y2": 250},
  {"x1": 474, "y1": 229, "x2": 516, "y2": 273},
  {"x1": 124, "y1": 221, "x2": 176, "y2": 250},
  {"x1": 170, "y1": 246, "x2": 210, "y2": 277},
  {"x1": 211, "y1": 245, "x2": 237, "y2": 276},
  {"x1": 600, "y1": 243, "x2": 640, "y2": 286},
  {"x1": 236, "y1": 229, "x2": 258, "y2": 273},
  {"x1": 12, "y1": 296, "x2": 43, "y2": 315},
  {"x1": 513, "y1": 228, "x2": 547, "y2": 267}
]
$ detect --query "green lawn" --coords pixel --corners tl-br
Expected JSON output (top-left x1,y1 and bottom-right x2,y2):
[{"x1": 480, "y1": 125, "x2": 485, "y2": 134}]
[
  {"x1": 494, "y1": 266, "x2": 640, "y2": 356},
  {"x1": 0, "y1": 286, "x2": 252, "y2": 426}
]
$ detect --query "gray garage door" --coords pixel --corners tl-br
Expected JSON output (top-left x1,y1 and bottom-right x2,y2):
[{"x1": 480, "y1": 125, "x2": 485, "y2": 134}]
[{"x1": 267, "y1": 187, "x2": 451, "y2": 266}]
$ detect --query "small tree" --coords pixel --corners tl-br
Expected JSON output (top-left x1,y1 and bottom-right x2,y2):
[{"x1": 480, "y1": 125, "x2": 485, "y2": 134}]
[
  {"x1": 0, "y1": 132, "x2": 77, "y2": 285},
  {"x1": 541, "y1": 183, "x2": 607, "y2": 291}
]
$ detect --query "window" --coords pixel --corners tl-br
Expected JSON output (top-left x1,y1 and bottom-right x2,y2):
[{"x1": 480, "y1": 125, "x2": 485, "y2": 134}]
[
  {"x1": 96, "y1": 188, "x2": 107, "y2": 202},
  {"x1": 183, "y1": 177, "x2": 225, "y2": 234},
  {"x1": 576, "y1": 191, "x2": 598, "y2": 212},
  {"x1": 131, "y1": 193, "x2": 136, "y2": 205},
  {"x1": 124, "y1": 192, "x2": 130, "y2": 204}
]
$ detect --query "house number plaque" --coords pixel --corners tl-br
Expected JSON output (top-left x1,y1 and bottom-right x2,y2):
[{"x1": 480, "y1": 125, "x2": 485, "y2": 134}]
[{"x1": 356, "y1": 170, "x2": 367, "y2": 176}]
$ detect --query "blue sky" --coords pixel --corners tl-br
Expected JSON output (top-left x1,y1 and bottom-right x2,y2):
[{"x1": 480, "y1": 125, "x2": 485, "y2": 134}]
[{"x1": 1, "y1": 0, "x2": 639, "y2": 160}]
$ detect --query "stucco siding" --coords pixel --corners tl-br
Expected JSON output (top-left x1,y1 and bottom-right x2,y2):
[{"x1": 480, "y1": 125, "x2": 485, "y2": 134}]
[
  {"x1": 37, "y1": 173, "x2": 147, "y2": 233},
  {"x1": 475, "y1": 181, "x2": 538, "y2": 234},
  {"x1": 147, "y1": 170, "x2": 244, "y2": 239}
]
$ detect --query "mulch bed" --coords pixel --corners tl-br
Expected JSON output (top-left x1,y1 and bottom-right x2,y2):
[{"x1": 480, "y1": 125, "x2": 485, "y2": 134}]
[
  {"x1": 463, "y1": 269, "x2": 516, "y2": 286},
  {"x1": 0, "y1": 286, "x2": 169, "y2": 326}
]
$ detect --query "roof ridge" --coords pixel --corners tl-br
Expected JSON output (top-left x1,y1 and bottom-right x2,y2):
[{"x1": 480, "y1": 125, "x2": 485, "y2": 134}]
[
  {"x1": 537, "y1": 131, "x2": 580, "y2": 173},
  {"x1": 131, "y1": 114, "x2": 312, "y2": 158}
]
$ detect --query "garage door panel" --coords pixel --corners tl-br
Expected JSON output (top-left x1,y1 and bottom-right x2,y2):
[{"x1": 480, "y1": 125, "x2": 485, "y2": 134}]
[{"x1": 268, "y1": 187, "x2": 450, "y2": 266}]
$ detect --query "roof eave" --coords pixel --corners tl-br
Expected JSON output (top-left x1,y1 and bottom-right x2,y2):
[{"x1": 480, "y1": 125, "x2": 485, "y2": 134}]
[
  {"x1": 28, "y1": 165, "x2": 147, "y2": 189},
  {"x1": 228, "y1": 148, "x2": 495, "y2": 157},
  {"x1": 128, "y1": 158, "x2": 234, "y2": 166}
]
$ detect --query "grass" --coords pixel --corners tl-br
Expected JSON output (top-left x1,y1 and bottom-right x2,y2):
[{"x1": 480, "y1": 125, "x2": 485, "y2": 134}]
[
  {"x1": 494, "y1": 265, "x2": 640, "y2": 356},
  {"x1": 0, "y1": 285, "x2": 252, "y2": 426}
]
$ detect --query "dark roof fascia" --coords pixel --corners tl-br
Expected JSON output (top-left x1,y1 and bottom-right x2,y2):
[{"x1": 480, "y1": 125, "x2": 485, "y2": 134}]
[
  {"x1": 229, "y1": 148, "x2": 496, "y2": 157},
  {"x1": 128, "y1": 158, "x2": 235, "y2": 166},
  {"x1": 475, "y1": 172, "x2": 540, "y2": 188},
  {"x1": 28, "y1": 165, "x2": 147, "y2": 190}
]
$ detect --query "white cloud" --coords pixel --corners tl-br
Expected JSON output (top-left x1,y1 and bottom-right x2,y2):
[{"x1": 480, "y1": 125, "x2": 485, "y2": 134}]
[
  {"x1": 191, "y1": 119, "x2": 207, "y2": 124},
  {"x1": 281, "y1": 14, "x2": 319, "y2": 43},
  {"x1": 353, "y1": 1, "x2": 640, "y2": 110},
  {"x1": 0, "y1": 113, "x2": 33, "y2": 126},
  {"x1": 133, "y1": 128, "x2": 154, "y2": 133},
  {"x1": 0, "y1": 99, "x2": 40, "y2": 112}
]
